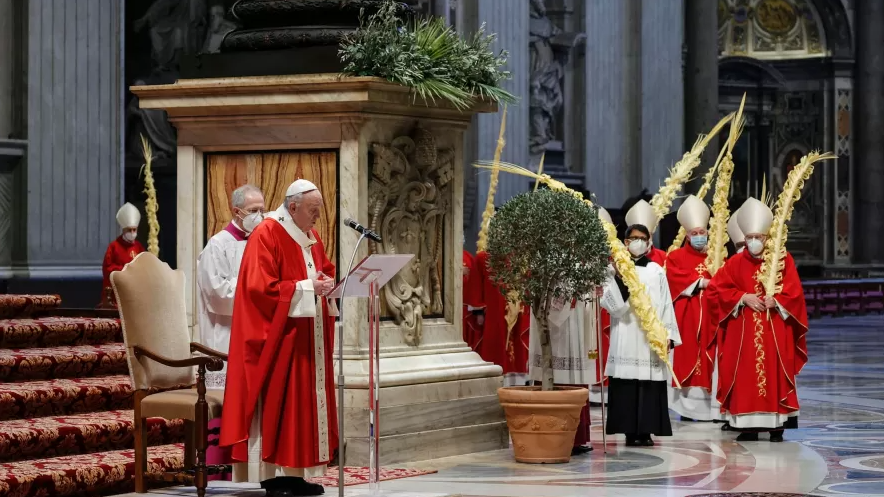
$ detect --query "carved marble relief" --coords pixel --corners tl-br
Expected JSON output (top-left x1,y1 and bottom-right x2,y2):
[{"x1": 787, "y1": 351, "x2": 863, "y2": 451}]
[
  {"x1": 368, "y1": 126, "x2": 454, "y2": 346},
  {"x1": 529, "y1": 0, "x2": 564, "y2": 158}
]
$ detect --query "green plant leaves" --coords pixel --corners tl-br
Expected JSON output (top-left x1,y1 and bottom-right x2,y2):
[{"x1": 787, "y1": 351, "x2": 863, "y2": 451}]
[
  {"x1": 486, "y1": 189, "x2": 610, "y2": 312},
  {"x1": 339, "y1": 1, "x2": 517, "y2": 110}
]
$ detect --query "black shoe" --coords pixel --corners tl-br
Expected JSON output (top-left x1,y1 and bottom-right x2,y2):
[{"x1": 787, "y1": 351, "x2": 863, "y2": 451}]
[
  {"x1": 264, "y1": 477, "x2": 325, "y2": 496},
  {"x1": 769, "y1": 430, "x2": 784, "y2": 443},
  {"x1": 736, "y1": 432, "x2": 759, "y2": 442},
  {"x1": 721, "y1": 422, "x2": 731, "y2": 431},
  {"x1": 642, "y1": 437, "x2": 655, "y2": 447},
  {"x1": 571, "y1": 445, "x2": 593, "y2": 455},
  {"x1": 625, "y1": 434, "x2": 641, "y2": 447},
  {"x1": 680, "y1": 416, "x2": 697, "y2": 422}
]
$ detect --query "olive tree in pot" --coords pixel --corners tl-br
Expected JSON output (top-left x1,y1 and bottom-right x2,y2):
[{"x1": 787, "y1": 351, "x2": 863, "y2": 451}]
[{"x1": 487, "y1": 187, "x2": 609, "y2": 463}]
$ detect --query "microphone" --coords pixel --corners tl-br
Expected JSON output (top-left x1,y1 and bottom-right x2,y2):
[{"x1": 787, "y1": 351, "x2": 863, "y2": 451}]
[{"x1": 343, "y1": 217, "x2": 382, "y2": 243}]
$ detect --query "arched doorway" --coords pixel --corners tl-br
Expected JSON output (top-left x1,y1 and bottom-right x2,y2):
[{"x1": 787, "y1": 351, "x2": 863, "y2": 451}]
[{"x1": 717, "y1": 0, "x2": 853, "y2": 267}]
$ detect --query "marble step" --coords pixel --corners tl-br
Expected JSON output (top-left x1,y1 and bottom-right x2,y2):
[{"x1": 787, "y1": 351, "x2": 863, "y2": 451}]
[
  {"x1": 0, "y1": 317, "x2": 122, "y2": 349},
  {"x1": 0, "y1": 343, "x2": 128, "y2": 382},
  {"x1": 0, "y1": 410, "x2": 184, "y2": 463},
  {"x1": 0, "y1": 375, "x2": 133, "y2": 421}
]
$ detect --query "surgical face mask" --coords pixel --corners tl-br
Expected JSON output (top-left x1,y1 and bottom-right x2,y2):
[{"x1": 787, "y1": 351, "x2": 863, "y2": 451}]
[
  {"x1": 122, "y1": 231, "x2": 137, "y2": 243},
  {"x1": 690, "y1": 235, "x2": 708, "y2": 250},
  {"x1": 241, "y1": 212, "x2": 263, "y2": 234},
  {"x1": 747, "y1": 239, "x2": 764, "y2": 256},
  {"x1": 628, "y1": 239, "x2": 648, "y2": 257}
]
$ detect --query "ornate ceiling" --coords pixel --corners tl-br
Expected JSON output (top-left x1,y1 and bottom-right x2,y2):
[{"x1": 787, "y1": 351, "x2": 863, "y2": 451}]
[{"x1": 718, "y1": 0, "x2": 828, "y2": 59}]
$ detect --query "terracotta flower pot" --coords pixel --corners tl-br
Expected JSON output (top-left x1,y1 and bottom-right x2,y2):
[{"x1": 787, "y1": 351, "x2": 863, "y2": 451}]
[{"x1": 497, "y1": 385, "x2": 589, "y2": 464}]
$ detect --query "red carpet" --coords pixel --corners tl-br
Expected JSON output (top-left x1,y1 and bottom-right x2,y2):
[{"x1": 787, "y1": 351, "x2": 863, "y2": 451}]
[
  {"x1": 309, "y1": 467, "x2": 438, "y2": 487},
  {"x1": 0, "y1": 295, "x2": 61, "y2": 319}
]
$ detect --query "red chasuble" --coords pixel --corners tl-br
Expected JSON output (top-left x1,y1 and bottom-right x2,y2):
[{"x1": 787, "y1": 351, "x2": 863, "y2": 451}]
[
  {"x1": 647, "y1": 246, "x2": 667, "y2": 267},
  {"x1": 705, "y1": 250, "x2": 808, "y2": 424},
  {"x1": 665, "y1": 245, "x2": 714, "y2": 388},
  {"x1": 473, "y1": 251, "x2": 530, "y2": 374},
  {"x1": 462, "y1": 250, "x2": 484, "y2": 351},
  {"x1": 101, "y1": 236, "x2": 145, "y2": 306},
  {"x1": 220, "y1": 221, "x2": 338, "y2": 469}
]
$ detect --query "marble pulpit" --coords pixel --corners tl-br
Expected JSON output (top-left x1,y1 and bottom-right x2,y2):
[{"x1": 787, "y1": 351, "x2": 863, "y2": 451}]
[{"x1": 131, "y1": 74, "x2": 508, "y2": 465}]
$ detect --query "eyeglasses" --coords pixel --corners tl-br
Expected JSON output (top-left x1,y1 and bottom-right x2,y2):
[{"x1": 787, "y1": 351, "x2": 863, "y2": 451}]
[{"x1": 625, "y1": 237, "x2": 649, "y2": 243}]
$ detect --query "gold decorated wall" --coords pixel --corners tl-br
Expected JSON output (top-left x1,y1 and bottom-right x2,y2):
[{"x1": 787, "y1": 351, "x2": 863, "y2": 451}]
[{"x1": 205, "y1": 151, "x2": 338, "y2": 264}]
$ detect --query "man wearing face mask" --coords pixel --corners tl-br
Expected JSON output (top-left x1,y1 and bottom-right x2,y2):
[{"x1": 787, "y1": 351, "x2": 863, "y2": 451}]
[
  {"x1": 624, "y1": 200, "x2": 667, "y2": 266},
  {"x1": 664, "y1": 195, "x2": 716, "y2": 422},
  {"x1": 601, "y1": 223, "x2": 681, "y2": 447},
  {"x1": 221, "y1": 179, "x2": 338, "y2": 497},
  {"x1": 196, "y1": 184, "x2": 266, "y2": 388},
  {"x1": 706, "y1": 198, "x2": 808, "y2": 443},
  {"x1": 100, "y1": 202, "x2": 146, "y2": 308}
]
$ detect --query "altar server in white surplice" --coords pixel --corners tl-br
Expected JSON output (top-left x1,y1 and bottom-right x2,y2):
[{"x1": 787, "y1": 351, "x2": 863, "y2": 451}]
[
  {"x1": 196, "y1": 184, "x2": 265, "y2": 389},
  {"x1": 528, "y1": 296, "x2": 598, "y2": 455},
  {"x1": 600, "y1": 223, "x2": 681, "y2": 447}
]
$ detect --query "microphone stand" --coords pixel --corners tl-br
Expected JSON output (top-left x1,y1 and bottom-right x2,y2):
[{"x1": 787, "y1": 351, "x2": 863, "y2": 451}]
[{"x1": 337, "y1": 233, "x2": 367, "y2": 497}]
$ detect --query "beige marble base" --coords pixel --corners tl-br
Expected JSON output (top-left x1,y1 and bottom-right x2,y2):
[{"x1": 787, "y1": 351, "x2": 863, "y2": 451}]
[{"x1": 341, "y1": 377, "x2": 509, "y2": 466}]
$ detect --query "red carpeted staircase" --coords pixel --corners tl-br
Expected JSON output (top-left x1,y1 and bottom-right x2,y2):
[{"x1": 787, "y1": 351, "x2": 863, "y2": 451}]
[{"x1": 0, "y1": 295, "x2": 185, "y2": 497}]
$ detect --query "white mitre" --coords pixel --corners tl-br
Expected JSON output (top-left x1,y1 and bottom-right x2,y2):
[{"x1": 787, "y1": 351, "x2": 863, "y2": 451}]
[
  {"x1": 624, "y1": 199, "x2": 658, "y2": 234},
  {"x1": 598, "y1": 207, "x2": 613, "y2": 225},
  {"x1": 727, "y1": 207, "x2": 745, "y2": 244},
  {"x1": 286, "y1": 178, "x2": 318, "y2": 196},
  {"x1": 737, "y1": 197, "x2": 773, "y2": 236},
  {"x1": 676, "y1": 195, "x2": 710, "y2": 231},
  {"x1": 116, "y1": 202, "x2": 141, "y2": 230}
]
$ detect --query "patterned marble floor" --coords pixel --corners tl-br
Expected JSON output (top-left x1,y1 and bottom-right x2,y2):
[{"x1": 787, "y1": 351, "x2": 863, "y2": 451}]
[{"x1": 129, "y1": 315, "x2": 884, "y2": 497}]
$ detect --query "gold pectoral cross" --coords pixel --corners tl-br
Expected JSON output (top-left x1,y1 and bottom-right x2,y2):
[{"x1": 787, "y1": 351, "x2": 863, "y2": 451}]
[{"x1": 695, "y1": 262, "x2": 707, "y2": 276}]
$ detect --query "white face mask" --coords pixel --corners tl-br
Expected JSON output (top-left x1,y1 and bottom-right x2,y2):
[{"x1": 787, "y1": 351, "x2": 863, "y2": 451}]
[
  {"x1": 122, "y1": 231, "x2": 137, "y2": 243},
  {"x1": 628, "y1": 239, "x2": 648, "y2": 257},
  {"x1": 241, "y1": 212, "x2": 263, "y2": 234},
  {"x1": 747, "y1": 239, "x2": 764, "y2": 256}
]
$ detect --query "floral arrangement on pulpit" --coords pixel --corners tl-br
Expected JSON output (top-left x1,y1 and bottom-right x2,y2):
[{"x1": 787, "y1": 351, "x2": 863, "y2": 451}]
[
  {"x1": 339, "y1": 0, "x2": 517, "y2": 110},
  {"x1": 485, "y1": 187, "x2": 609, "y2": 463}
]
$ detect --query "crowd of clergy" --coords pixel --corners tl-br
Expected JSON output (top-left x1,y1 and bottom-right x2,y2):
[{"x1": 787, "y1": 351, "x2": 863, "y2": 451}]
[
  {"x1": 463, "y1": 191, "x2": 807, "y2": 451},
  {"x1": 97, "y1": 172, "x2": 806, "y2": 495}
]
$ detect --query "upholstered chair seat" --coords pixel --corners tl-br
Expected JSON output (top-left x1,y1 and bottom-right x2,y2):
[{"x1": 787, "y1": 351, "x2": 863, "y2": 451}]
[{"x1": 141, "y1": 389, "x2": 225, "y2": 421}]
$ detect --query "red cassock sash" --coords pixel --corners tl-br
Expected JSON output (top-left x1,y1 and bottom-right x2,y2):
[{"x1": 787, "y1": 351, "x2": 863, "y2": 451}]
[
  {"x1": 473, "y1": 251, "x2": 530, "y2": 374},
  {"x1": 665, "y1": 246, "x2": 714, "y2": 389},
  {"x1": 220, "y1": 222, "x2": 338, "y2": 469},
  {"x1": 705, "y1": 251, "x2": 808, "y2": 418}
]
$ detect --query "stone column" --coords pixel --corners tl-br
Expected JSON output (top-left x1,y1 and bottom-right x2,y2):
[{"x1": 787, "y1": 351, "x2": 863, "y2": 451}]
[
  {"x1": 473, "y1": 0, "x2": 530, "y2": 222},
  {"x1": 641, "y1": 0, "x2": 684, "y2": 195},
  {"x1": 683, "y1": 0, "x2": 719, "y2": 195},
  {"x1": 854, "y1": 0, "x2": 884, "y2": 264},
  {"x1": 23, "y1": 0, "x2": 124, "y2": 277},
  {"x1": 0, "y1": 0, "x2": 14, "y2": 139},
  {"x1": 584, "y1": 0, "x2": 642, "y2": 208}
]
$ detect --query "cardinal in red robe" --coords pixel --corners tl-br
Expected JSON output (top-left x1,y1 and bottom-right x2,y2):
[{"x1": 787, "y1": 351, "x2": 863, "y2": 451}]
[
  {"x1": 100, "y1": 203, "x2": 145, "y2": 308},
  {"x1": 462, "y1": 249, "x2": 484, "y2": 351},
  {"x1": 666, "y1": 195, "x2": 716, "y2": 421},
  {"x1": 473, "y1": 250, "x2": 530, "y2": 384},
  {"x1": 706, "y1": 198, "x2": 808, "y2": 443},
  {"x1": 220, "y1": 179, "x2": 338, "y2": 497}
]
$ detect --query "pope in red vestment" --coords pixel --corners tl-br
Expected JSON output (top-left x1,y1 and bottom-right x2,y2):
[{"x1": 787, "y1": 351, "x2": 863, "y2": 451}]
[
  {"x1": 101, "y1": 203, "x2": 145, "y2": 308},
  {"x1": 473, "y1": 250, "x2": 530, "y2": 382},
  {"x1": 665, "y1": 195, "x2": 716, "y2": 421},
  {"x1": 462, "y1": 249, "x2": 484, "y2": 351},
  {"x1": 220, "y1": 180, "x2": 337, "y2": 496},
  {"x1": 706, "y1": 198, "x2": 808, "y2": 442}
]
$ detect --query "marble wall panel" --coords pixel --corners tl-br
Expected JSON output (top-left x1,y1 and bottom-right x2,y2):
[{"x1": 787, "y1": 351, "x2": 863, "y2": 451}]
[{"x1": 25, "y1": 0, "x2": 123, "y2": 276}]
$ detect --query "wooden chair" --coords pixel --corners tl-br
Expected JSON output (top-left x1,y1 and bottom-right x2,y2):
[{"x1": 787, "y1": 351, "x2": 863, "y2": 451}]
[{"x1": 111, "y1": 252, "x2": 228, "y2": 497}]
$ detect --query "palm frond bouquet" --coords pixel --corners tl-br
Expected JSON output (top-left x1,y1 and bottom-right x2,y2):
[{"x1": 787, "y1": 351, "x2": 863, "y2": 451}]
[{"x1": 339, "y1": 0, "x2": 517, "y2": 110}]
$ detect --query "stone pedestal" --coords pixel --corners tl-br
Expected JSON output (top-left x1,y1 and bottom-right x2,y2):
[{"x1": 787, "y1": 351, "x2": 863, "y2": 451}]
[{"x1": 132, "y1": 74, "x2": 508, "y2": 465}]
